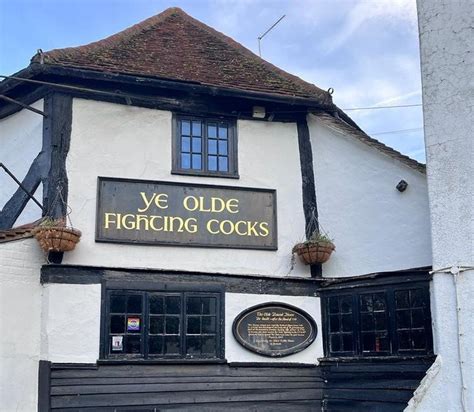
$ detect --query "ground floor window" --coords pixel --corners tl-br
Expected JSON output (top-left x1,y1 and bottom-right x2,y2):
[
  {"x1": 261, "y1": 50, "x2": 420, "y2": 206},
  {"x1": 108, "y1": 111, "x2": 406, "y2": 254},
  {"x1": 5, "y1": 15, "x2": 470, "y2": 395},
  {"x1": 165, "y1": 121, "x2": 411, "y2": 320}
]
[
  {"x1": 104, "y1": 290, "x2": 223, "y2": 360},
  {"x1": 322, "y1": 279, "x2": 433, "y2": 358}
]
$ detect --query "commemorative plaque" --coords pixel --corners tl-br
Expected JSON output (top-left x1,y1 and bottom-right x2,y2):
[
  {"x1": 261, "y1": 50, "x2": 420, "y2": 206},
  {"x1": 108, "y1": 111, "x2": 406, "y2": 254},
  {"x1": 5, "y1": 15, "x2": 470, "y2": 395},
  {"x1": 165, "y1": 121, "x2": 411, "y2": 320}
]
[
  {"x1": 96, "y1": 177, "x2": 277, "y2": 250},
  {"x1": 232, "y1": 303, "x2": 317, "y2": 357}
]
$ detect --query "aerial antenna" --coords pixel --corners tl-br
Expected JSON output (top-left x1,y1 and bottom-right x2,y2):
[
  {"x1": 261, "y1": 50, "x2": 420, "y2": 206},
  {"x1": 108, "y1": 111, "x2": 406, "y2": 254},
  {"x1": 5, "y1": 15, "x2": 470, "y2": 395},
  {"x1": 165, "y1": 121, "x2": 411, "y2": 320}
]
[{"x1": 258, "y1": 14, "x2": 286, "y2": 57}]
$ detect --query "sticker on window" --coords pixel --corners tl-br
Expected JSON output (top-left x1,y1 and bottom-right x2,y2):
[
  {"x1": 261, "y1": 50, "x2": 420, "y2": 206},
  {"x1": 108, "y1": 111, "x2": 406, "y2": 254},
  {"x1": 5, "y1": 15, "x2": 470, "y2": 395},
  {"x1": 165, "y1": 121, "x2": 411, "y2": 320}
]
[
  {"x1": 112, "y1": 336, "x2": 123, "y2": 351},
  {"x1": 127, "y1": 317, "x2": 140, "y2": 331}
]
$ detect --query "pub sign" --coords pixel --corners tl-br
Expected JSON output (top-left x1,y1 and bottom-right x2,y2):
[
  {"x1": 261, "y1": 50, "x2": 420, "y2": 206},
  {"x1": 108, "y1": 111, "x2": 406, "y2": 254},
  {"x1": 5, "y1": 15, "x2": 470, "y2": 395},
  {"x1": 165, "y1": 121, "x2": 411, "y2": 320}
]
[{"x1": 96, "y1": 177, "x2": 277, "y2": 249}]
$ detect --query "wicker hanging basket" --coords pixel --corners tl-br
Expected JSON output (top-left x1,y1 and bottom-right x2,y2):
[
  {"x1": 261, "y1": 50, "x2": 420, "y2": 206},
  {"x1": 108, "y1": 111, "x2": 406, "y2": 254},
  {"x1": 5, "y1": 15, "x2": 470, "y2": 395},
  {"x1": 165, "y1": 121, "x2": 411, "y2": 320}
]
[
  {"x1": 293, "y1": 241, "x2": 335, "y2": 265},
  {"x1": 33, "y1": 226, "x2": 81, "y2": 253}
]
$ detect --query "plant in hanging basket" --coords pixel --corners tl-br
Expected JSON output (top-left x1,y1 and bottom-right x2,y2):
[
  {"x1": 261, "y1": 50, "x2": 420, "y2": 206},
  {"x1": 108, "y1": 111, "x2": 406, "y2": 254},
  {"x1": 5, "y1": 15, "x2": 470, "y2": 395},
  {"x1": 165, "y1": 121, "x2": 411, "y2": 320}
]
[
  {"x1": 292, "y1": 231, "x2": 335, "y2": 265},
  {"x1": 32, "y1": 217, "x2": 81, "y2": 253}
]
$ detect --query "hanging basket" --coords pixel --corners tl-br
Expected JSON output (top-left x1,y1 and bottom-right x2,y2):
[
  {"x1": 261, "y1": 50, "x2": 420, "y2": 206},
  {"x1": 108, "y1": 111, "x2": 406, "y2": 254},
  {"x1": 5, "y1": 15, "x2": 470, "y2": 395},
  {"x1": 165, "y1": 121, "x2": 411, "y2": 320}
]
[
  {"x1": 33, "y1": 226, "x2": 81, "y2": 253},
  {"x1": 293, "y1": 241, "x2": 335, "y2": 265}
]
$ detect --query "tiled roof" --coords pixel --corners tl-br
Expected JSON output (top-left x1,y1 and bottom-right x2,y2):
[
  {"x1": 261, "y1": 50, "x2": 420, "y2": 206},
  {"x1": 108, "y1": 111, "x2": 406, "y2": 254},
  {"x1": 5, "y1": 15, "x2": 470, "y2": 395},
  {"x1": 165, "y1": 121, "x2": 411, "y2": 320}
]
[
  {"x1": 32, "y1": 7, "x2": 331, "y2": 104},
  {"x1": 311, "y1": 111, "x2": 426, "y2": 174},
  {"x1": 0, "y1": 222, "x2": 37, "y2": 243}
]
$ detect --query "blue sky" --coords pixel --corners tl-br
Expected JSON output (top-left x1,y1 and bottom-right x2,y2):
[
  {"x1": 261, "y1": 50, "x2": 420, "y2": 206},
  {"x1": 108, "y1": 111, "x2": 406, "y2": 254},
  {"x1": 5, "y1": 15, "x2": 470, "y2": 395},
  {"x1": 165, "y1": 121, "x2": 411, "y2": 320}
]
[{"x1": 0, "y1": 0, "x2": 425, "y2": 161}]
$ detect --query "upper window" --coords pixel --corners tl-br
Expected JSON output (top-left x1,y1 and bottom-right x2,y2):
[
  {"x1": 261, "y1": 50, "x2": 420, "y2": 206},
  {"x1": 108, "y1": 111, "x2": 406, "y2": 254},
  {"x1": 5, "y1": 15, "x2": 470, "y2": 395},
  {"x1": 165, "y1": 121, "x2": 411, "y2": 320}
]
[
  {"x1": 104, "y1": 290, "x2": 223, "y2": 360},
  {"x1": 172, "y1": 116, "x2": 238, "y2": 178},
  {"x1": 323, "y1": 283, "x2": 433, "y2": 358}
]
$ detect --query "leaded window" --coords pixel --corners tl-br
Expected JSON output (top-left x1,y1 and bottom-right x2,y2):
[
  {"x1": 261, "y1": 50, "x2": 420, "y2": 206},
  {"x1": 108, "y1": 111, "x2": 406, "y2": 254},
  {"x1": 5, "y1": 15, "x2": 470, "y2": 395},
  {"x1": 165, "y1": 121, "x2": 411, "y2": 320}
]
[{"x1": 105, "y1": 290, "x2": 222, "y2": 360}]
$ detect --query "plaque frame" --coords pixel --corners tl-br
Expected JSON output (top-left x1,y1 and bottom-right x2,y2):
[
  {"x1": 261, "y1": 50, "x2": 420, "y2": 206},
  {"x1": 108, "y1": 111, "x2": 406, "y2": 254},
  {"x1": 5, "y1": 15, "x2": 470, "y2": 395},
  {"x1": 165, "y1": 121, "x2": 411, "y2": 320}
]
[{"x1": 232, "y1": 302, "x2": 317, "y2": 357}]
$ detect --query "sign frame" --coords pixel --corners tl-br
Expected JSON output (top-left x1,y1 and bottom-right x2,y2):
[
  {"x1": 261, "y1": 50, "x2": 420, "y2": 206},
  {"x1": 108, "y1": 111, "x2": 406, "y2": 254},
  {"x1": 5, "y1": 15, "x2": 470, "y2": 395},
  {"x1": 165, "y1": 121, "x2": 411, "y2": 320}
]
[
  {"x1": 232, "y1": 302, "x2": 317, "y2": 357},
  {"x1": 95, "y1": 176, "x2": 278, "y2": 250}
]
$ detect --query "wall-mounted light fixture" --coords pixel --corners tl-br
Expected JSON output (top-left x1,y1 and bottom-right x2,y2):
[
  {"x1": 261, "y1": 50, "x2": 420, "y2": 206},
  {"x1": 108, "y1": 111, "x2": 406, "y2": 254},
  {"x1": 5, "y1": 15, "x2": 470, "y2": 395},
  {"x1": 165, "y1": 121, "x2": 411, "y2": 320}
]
[
  {"x1": 252, "y1": 106, "x2": 266, "y2": 119},
  {"x1": 396, "y1": 180, "x2": 408, "y2": 192}
]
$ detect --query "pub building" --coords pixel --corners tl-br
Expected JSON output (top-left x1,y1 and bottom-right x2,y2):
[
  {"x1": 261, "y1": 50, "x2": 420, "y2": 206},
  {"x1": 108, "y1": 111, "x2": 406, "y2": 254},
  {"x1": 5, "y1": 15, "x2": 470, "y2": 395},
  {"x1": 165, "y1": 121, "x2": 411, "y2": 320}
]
[{"x1": 0, "y1": 8, "x2": 434, "y2": 411}]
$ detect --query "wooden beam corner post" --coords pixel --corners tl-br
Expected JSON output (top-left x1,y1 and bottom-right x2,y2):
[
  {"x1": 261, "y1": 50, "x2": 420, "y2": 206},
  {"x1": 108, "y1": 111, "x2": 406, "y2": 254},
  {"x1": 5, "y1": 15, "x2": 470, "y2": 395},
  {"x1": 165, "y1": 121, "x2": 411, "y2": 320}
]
[{"x1": 297, "y1": 116, "x2": 322, "y2": 277}]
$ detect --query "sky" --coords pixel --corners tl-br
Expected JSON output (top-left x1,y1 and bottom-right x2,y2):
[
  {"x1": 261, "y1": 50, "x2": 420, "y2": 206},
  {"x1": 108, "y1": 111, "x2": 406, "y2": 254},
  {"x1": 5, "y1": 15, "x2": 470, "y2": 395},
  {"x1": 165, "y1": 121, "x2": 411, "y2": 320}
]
[{"x1": 0, "y1": 0, "x2": 425, "y2": 162}]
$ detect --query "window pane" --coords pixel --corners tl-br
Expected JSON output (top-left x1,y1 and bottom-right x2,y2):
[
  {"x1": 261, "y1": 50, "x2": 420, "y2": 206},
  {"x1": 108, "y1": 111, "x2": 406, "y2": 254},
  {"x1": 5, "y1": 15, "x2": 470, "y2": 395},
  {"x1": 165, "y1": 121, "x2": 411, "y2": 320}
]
[
  {"x1": 342, "y1": 334, "x2": 354, "y2": 351},
  {"x1": 218, "y1": 125, "x2": 228, "y2": 139},
  {"x1": 187, "y1": 316, "x2": 201, "y2": 334},
  {"x1": 192, "y1": 137, "x2": 202, "y2": 153},
  {"x1": 208, "y1": 139, "x2": 217, "y2": 155},
  {"x1": 150, "y1": 316, "x2": 164, "y2": 334},
  {"x1": 186, "y1": 336, "x2": 201, "y2": 355},
  {"x1": 166, "y1": 317, "x2": 180, "y2": 334},
  {"x1": 362, "y1": 333, "x2": 375, "y2": 352},
  {"x1": 361, "y1": 313, "x2": 373, "y2": 331},
  {"x1": 150, "y1": 296, "x2": 164, "y2": 314},
  {"x1": 360, "y1": 295, "x2": 372, "y2": 312},
  {"x1": 110, "y1": 295, "x2": 126, "y2": 313},
  {"x1": 412, "y1": 308, "x2": 424, "y2": 328},
  {"x1": 412, "y1": 330, "x2": 427, "y2": 349},
  {"x1": 111, "y1": 315, "x2": 125, "y2": 333},
  {"x1": 181, "y1": 153, "x2": 191, "y2": 169},
  {"x1": 208, "y1": 124, "x2": 217, "y2": 138},
  {"x1": 395, "y1": 290, "x2": 410, "y2": 309},
  {"x1": 192, "y1": 121, "x2": 201, "y2": 136},
  {"x1": 186, "y1": 297, "x2": 201, "y2": 314},
  {"x1": 165, "y1": 336, "x2": 180, "y2": 355},
  {"x1": 166, "y1": 296, "x2": 181, "y2": 314},
  {"x1": 397, "y1": 310, "x2": 411, "y2": 328},
  {"x1": 125, "y1": 335, "x2": 141, "y2": 354},
  {"x1": 328, "y1": 297, "x2": 339, "y2": 314},
  {"x1": 202, "y1": 336, "x2": 216, "y2": 355},
  {"x1": 181, "y1": 120, "x2": 190, "y2": 135},
  {"x1": 373, "y1": 294, "x2": 386, "y2": 311},
  {"x1": 218, "y1": 140, "x2": 228, "y2": 155},
  {"x1": 181, "y1": 136, "x2": 191, "y2": 153},
  {"x1": 191, "y1": 154, "x2": 202, "y2": 170},
  {"x1": 127, "y1": 295, "x2": 142, "y2": 314},
  {"x1": 341, "y1": 314, "x2": 352, "y2": 332},
  {"x1": 218, "y1": 156, "x2": 228, "y2": 172},
  {"x1": 377, "y1": 333, "x2": 390, "y2": 352},
  {"x1": 374, "y1": 313, "x2": 387, "y2": 331},
  {"x1": 208, "y1": 155, "x2": 217, "y2": 171},
  {"x1": 149, "y1": 336, "x2": 163, "y2": 354},
  {"x1": 329, "y1": 315, "x2": 340, "y2": 332},
  {"x1": 330, "y1": 335, "x2": 341, "y2": 352},
  {"x1": 201, "y1": 297, "x2": 216, "y2": 315},
  {"x1": 411, "y1": 289, "x2": 425, "y2": 307},
  {"x1": 341, "y1": 296, "x2": 352, "y2": 313},
  {"x1": 202, "y1": 317, "x2": 216, "y2": 333},
  {"x1": 398, "y1": 331, "x2": 411, "y2": 349}
]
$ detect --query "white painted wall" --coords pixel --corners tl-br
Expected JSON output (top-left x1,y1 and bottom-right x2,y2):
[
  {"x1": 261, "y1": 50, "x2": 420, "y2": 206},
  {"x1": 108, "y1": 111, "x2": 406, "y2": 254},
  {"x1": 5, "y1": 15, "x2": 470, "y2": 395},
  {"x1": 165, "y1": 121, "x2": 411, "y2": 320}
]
[
  {"x1": 0, "y1": 238, "x2": 44, "y2": 411},
  {"x1": 63, "y1": 99, "x2": 309, "y2": 277},
  {"x1": 409, "y1": 1, "x2": 474, "y2": 410},
  {"x1": 309, "y1": 114, "x2": 432, "y2": 277},
  {"x1": 225, "y1": 293, "x2": 322, "y2": 363},
  {"x1": 0, "y1": 101, "x2": 44, "y2": 227},
  {"x1": 40, "y1": 284, "x2": 101, "y2": 363}
]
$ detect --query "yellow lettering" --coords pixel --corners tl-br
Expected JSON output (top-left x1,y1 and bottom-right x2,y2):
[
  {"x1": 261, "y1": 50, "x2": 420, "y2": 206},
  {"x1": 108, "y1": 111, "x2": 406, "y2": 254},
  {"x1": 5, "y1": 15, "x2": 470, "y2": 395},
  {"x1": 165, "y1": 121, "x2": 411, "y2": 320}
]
[
  {"x1": 183, "y1": 196, "x2": 199, "y2": 211},
  {"x1": 104, "y1": 213, "x2": 117, "y2": 229},
  {"x1": 247, "y1": 221, "x2": 259, "y2": 237},
  {"x1": 138, "y1": 192, "x2": 155, "y2": 212},
  {"x1": 211, "y1": 197, "x2": 225, "y2": 213},
  {"x1": 149, "y1": 216, "x2": 163, "y2": 231},
  {"x1": 136, "y1": 214, "x2": 150, "y2": 231},
  {"x1": 121, "y1": 214, "x2": 136, "y2": 230},
  {"x1": 185, "y1": 218, "x2": 198, "y2": 233},
  {"x1": 227, "y1": 199, "x2": 239, "y2": 214},
  {"x1": 169, "y1": 216, "x2": 185, "y2": 232},
  {"x1": 259, "y1": 222, "x2": 269, "y2": 237},
  {"x1": 220, "y1": 220, "x2": 234, "y2": 235},
  {"x1": 154, "y1": 193, "x2": 168, "y2": 209},
  {"x1": 207, "y1": 219, "x2": 220, "y2": 234},
  {"x1": 235, "y1": 220, "x2": 247, "y2": 236}
]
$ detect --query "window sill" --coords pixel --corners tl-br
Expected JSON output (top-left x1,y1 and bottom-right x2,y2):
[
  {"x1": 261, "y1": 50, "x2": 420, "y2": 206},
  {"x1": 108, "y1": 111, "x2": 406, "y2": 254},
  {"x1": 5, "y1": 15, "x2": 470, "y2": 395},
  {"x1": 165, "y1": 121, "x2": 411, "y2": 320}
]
[
  {"x1": 97, "y1": 358, "x2": 228, "y2": 365},
  {"x1": 171, "y1": 170, "x2": 239, "y2": 179},
  {"x1": 318, "y1": 354, "x2": 436, "y2": 364}
]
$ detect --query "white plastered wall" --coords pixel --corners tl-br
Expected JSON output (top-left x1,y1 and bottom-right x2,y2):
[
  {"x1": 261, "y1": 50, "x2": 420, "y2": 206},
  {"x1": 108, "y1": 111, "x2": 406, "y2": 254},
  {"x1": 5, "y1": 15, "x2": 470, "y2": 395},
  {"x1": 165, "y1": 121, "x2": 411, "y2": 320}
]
[
  {"x1": 0, "y1": 238, "x2": 44, "y2": 411},
  {"x1": 407, "y1": 1, "x2": 474, "y2": 410},
  {"x1": 225, "y1": 293, "x2": 322, "y2": 363},
  {"x1": 0, "y1": 101, "x2": 44, "y2": 227},
  {"x1": 63, "y1": 99, "x2": 309, "y2": 277},
  {"x1": 40, "y1": 283, "x2": 101, "y2": 363},
  {"x1": 309, "y1": 114, "x2": 432, "y2": 277}
]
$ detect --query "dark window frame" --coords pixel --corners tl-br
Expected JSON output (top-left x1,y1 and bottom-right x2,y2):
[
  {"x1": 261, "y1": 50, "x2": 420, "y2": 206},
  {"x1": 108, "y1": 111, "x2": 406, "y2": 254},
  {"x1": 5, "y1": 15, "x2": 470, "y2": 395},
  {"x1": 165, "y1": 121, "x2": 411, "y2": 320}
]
[
  {"x1": 101, "y1": 283, "x2": 225, "y2": 361},
  {"x1": 321, "y1": 280, "x2": 433, "y2": 359},
  {"x1": 171, "y1": 114, "x2": 239, "y2": 178}
]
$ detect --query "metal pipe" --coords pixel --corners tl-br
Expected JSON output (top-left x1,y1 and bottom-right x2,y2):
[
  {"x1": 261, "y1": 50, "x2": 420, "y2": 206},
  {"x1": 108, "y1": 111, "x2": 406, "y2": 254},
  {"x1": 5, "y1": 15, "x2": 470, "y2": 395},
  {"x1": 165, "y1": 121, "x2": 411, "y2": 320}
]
[{"x1": 0, "y1": 94, "x2": 47, "y2": 117}]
